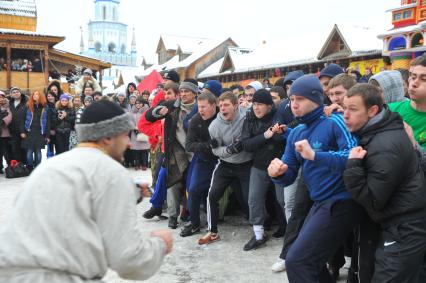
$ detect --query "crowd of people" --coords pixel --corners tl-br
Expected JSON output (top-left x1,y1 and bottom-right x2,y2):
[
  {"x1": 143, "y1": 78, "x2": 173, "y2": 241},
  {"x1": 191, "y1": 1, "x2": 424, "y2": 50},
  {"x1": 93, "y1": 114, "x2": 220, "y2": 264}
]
[
  {"x1": 0, "y1": 68, "x2": 153, "y2": 173},
  {"x1": 1, "y1": 55, "x2": 426, "y2": 282},
  {"x1": 0, "y1": 57, "x2": 43, "y2": 72}
]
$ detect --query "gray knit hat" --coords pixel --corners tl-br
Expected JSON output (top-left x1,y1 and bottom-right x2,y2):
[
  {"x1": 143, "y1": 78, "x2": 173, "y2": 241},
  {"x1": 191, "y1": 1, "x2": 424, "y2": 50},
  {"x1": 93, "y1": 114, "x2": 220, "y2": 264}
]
[
  {"x1": 179, "y1": 81, "x2": 198, "y2": 94},
  {"x1": 76, "y1": 100, "x2": 135, "y2": 142}
]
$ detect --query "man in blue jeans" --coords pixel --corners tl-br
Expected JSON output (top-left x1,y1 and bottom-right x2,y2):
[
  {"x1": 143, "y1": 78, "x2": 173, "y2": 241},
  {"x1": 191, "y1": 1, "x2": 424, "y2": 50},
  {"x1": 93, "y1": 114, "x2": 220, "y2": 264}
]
[{"x1": 268, "y1": 74, "x2": 362, "y2": 282}]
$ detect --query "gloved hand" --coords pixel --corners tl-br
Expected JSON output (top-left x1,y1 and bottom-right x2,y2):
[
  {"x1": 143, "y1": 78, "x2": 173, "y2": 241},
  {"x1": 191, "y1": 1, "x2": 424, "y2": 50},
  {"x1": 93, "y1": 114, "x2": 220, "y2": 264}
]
[
  {"x1": 226, "y1": 140, "x2": 243, "y2": 154},
  {"x1": 210, "y1": 138, "x2": 219, "y2": 149}
]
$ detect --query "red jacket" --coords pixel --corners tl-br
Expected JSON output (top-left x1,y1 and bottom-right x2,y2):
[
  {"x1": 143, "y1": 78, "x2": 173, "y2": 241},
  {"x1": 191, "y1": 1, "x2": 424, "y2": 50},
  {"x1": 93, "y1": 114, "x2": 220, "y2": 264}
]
[{"x1": 137, "y1": 90, "x2": 165, "y2": 152}]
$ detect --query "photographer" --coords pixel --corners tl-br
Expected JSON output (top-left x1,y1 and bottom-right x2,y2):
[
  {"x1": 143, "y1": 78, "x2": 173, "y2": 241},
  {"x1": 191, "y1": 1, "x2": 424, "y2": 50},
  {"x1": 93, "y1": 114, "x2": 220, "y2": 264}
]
[
  {"x1": 0, "y1": 91, "x2": 12, "y2": 174},
  {"x1": 53, "y1": 94, "x2": 75, "y2": 154}
]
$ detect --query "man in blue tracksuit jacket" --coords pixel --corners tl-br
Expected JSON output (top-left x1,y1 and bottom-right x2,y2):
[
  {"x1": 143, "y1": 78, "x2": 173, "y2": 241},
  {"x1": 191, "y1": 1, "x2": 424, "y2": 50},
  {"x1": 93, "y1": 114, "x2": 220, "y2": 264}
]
[{"x1": 268, "y1": 74, "x2": 363, "y2": 282}]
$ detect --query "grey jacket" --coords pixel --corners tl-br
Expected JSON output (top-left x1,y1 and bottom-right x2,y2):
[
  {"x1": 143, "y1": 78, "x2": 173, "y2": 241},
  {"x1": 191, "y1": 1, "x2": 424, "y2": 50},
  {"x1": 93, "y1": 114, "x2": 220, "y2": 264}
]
[{"x1": 208, "y1": 107, "x2": 252, "y2": 164}]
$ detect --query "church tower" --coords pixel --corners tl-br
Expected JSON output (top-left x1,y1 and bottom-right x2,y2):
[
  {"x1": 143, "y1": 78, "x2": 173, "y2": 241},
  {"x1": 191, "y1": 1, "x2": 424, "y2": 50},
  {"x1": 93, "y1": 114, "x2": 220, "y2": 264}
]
[{"x1": 81, "y1": 0, "x2": 137, "y2": 66}]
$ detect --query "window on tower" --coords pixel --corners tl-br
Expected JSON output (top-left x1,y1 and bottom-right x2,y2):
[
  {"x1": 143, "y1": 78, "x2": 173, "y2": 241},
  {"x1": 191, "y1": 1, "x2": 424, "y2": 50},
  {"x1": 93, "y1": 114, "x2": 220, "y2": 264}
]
[
  {"x1": 121, "y1": 44, "x2": 126, "y2": 54},
  {"x1": 108, "y1": 43, "x2": 116, "y2": 53},
  {"x1": 103, "y1": 6, "x2": 106, "y2": 20},
  {"x1": 95, "y1": 42, "x2": 102, "y2": 52}
]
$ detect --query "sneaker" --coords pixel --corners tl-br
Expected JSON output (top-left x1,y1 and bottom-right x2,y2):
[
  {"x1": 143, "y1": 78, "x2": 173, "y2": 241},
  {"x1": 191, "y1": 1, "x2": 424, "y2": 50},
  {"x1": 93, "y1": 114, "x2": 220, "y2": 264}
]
[
  {"x1": 243, "y1": 234, "x2": 268, "y2": 251},
  {"x1": 198, "y1": 232, "x2": 220, "y2": 245},
  {"x1": 168, "y1": 217, "x2": 178, "y2": 229},
  {"x1": 180, "y1": 224, "x2": 200, "y2": 237},
  {"x1": 142, "y1": 207, "x2": 162, "y2": 219},
  {"x1": 271, "y1": 258, "x2": 286, "y2": 272}
]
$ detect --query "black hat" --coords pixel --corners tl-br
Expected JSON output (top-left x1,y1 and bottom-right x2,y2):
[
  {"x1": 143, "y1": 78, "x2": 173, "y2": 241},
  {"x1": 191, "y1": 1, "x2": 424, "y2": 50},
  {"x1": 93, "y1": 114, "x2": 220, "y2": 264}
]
[
  {"x1": 76, "y1": 100, "x2": 135, "y2": 142},
  {"x1": 252, "y1": 89, "x2": 273, "y2": 105},
  {"x1": 163, "y1": 70, "x2": 180, "y2": 83}
]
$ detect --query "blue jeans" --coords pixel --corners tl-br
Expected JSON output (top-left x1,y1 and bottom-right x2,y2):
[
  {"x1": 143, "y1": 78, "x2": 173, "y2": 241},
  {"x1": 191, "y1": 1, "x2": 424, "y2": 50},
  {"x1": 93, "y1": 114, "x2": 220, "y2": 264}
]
[
  {"x1": 27, "y1": 149, "x2": 42, "y2": 167},
  {"x1": 150, "y1": 167, "x2": 167, "y2": 209}
]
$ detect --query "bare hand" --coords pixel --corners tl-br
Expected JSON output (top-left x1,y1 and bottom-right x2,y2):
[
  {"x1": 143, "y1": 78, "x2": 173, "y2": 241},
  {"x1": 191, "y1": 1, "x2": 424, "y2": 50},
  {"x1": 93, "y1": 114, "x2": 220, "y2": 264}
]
[
  {"x1": 271, "y1": 123, "x2": 287, "y2": 134},
  {"x1": 268, "y1": 158, "x2": 288, "y2": 178},
  {"x1": 403, "y1": 122, "x2": 416, "y2": 147},
  {"x1": 349, "y1": 146, "x2": 367, "y2": 159},
  {"x1": 295, "y1": 139, "x2": 315, "y2": 160},
  {"x1": 159, "y1": 107, "x2": 169, "y2": 116},
  {"x1": 61, "y1": 111, "x2": 67, "y2": 118},
  {"x1": 151, "y1": 229, "x2": 173, "y2": 254},
  {"x1": 20, "y1": 133, "x2": 27, "y2": 139},
  {"x1": 324, "y1": 104, "x2": 343, "y2": 117},
  {"x1": 264, "y1": 128, "x2": 274, "y2": 139}
]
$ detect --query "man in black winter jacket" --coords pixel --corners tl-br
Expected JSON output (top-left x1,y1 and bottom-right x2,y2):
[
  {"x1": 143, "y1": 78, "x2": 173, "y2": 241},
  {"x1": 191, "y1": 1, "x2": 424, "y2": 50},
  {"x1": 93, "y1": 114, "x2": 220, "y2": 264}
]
[
  {"x1": 343, "y1": 83, "x2": 426, "y2": 283},
  {"x1": 241, "y1": 89, "x2": 286, "y2": 251},
  {"x1": 180, "y1": 92, "x2": 218, "y2": 237},
  {"x1": 8, "y1": 87, "x2": 27, "y2": 164}
]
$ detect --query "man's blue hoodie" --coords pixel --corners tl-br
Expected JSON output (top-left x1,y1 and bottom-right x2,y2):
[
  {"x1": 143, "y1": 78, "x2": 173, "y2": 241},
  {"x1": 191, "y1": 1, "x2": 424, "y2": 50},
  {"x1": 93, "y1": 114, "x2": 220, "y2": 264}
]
[{"x1": 273, "y1": 105, "x2": 358, "y2": 202}]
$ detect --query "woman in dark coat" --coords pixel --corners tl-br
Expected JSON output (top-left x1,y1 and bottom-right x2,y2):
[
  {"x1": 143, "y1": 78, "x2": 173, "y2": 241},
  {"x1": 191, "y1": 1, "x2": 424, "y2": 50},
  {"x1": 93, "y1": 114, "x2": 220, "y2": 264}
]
[
  {"x1": 20, "y1": 91, "x2": 50, "y2": 169},
  {"x1": 46, "y1": 92, "x2": 57, "y2": 158},
  {"x1": 53, "y1": 94, "x2": 75, "y2": 154}
]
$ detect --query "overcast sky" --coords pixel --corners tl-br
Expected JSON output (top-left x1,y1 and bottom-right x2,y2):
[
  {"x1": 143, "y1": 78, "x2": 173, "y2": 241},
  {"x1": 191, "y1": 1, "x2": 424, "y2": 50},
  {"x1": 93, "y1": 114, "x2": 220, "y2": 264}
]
[{"x1": 35, "y1": 0, "x2": 400, "y2": 64}]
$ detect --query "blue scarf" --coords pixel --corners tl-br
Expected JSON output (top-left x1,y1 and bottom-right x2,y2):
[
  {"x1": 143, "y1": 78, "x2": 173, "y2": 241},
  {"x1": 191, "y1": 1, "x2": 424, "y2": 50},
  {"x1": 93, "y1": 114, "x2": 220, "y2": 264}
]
[{"x1": 296, "y1": 105, "x2": 324, "y2": 125}]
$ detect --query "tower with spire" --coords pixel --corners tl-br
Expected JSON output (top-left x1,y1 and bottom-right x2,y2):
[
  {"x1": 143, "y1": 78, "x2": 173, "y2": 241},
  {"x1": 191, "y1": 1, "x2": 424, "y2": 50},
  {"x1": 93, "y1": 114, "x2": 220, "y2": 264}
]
[{"x1": 81, "y1": 0, "x2": 137, "y2": 66}]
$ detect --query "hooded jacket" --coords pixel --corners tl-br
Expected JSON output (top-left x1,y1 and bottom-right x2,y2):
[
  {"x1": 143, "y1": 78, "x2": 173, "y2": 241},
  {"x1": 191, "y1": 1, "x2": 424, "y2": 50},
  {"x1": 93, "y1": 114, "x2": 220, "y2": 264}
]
[
  {"x1": 369, "y1": 71, "x2": 407, "y2": 104},
  {"x1": 208, "y1": 107, "x2": 252, "y2": 164},
  {"x1": 241, "y1": 107, "x2": 285, "y2": 170},
  {"x1": 344, "y1": 108, "x2": 426, "y2": 225}
]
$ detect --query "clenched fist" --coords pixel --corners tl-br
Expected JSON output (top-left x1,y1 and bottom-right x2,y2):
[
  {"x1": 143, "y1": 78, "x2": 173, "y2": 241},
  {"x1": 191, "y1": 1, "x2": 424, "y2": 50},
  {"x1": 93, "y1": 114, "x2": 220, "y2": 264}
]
[
  {"x1": 295, "y1": 139, "x2": 315, "y2": 161},
  {"x1": 268, "y1": 158, "x2": 288, "y2": 178},
  {"x1": 348, "y1": 146, "x2": 367, "y2": 159}
]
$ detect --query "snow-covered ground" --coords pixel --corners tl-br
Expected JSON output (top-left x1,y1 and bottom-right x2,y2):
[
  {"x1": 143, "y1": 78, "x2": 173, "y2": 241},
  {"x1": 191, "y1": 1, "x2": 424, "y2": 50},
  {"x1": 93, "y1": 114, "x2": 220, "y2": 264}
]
[{"x1": 0, "y1": 167, "x2": 349, "y2": 283}]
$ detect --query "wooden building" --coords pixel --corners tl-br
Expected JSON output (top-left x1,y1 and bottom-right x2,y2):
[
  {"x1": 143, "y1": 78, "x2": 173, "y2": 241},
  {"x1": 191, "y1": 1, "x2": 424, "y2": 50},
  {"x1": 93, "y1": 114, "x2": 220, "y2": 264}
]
[
  {"x1": 198, "y1": 24, "x2": 385, "y2": 87},
  {"x1": 378, "y1": 0, "x2": 426, "y2": 69},
  {"x1": 0, "y1": 29, "x2": 111, "y2": 94},
  {"x1": 0, "y1": 0, "x2": 111, "y2": 94}
]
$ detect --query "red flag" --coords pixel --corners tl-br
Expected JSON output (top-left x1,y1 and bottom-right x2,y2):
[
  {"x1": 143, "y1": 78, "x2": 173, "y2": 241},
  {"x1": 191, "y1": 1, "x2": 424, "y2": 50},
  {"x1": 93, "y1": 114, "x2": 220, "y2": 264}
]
[{"x1": 137, "y1": 70, "x2": 164, "y2": 93}]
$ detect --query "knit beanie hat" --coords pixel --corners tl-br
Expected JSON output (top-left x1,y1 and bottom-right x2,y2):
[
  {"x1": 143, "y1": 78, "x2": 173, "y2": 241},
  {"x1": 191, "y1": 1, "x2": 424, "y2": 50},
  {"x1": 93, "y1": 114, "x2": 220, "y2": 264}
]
[
  {"x1": 10, "y1": 86, "x2": 21, "y2": 93},
  {"x1": 59, "y1": 94, "x2": 71, "y2": 101},
  {"x1": 179, "y1": 78, "x2": 198, "y2": 94},
  {"x1": 203, "y1": 80, "x2": 223, "y2": 97},
  {"x1": 284, "y1": 70, "x2": 305, "y2": 86},
  {"x1": 246, "y1": 81, "x2": 263, "y2": 92},
  {"x1": 84, "y1": 96, "x2": 93, "y2": 103},
  {"x1": 289, "y1": 75, "x2": 324, "y2": 106},
  {"x1": 129, "y1": 94, "x2": 137, "y2": 100},
  {"x1": 76, "y1": 100, "x2": 135, "y2": 142},
  {"x1": 252, "y1": 89, "x2": 273, "y2": 105},
  {"x1": 163, "y1": 70, "x2": 180, "y2": 83},
  {"x1": 319, "y1": 63, "x2": 344, "y2": 79},
  {"x1": 83, "y1": 68, "x2": 93, "y2": 76}
]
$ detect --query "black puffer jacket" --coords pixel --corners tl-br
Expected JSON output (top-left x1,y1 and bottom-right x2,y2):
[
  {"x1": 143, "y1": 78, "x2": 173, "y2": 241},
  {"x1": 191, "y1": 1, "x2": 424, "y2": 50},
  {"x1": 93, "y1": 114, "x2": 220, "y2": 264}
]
[
  {"x1": 53, "y1": 107, "x2": 76, "y2": 134},
  {"x1": 241, "y1": 107, "x2": 285, "y2": 170},
  {"x1": 185, "y1": 111, "x2": 218, "y2": 162},
  {"x1": 8, "y1": 94, "x2": 27, "y2": 136},
  {"x1": 344, "y1": 109, "x2": 426, "y2": 225}
]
